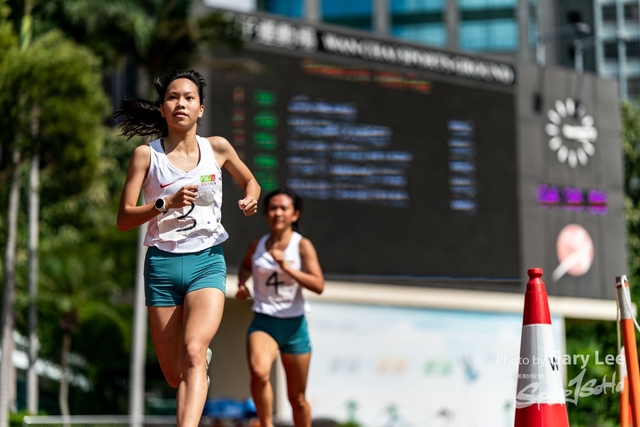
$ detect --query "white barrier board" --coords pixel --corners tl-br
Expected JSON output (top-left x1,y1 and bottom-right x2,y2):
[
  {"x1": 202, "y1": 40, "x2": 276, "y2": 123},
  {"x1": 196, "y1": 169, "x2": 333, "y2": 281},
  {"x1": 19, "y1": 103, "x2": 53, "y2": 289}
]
[{"x1": 277, "y1": 301, "x2": 564, "y2": 427}]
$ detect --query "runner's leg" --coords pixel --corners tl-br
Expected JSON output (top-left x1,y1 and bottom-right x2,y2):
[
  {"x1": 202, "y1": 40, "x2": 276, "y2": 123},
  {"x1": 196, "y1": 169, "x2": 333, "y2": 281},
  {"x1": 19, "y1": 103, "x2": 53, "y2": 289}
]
[
  {"x1": 248, "y1": 331, "x2": 280, "y2": 427},
  {"x1": 281, "y1": 352, "x2": 311, "y2": 427}
]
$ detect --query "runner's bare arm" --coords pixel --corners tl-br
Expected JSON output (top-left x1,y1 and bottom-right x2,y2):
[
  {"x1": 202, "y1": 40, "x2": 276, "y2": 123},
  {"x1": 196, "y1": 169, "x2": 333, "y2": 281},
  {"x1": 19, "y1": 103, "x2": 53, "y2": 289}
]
[
  {"x1": 209, "y1": 136, "x2": 260, "y2": 216},
  {"x1": 274, "y1": 238, "x2": 324, "y2": 294},
  {"x1": 236, "y1": 239, "x2": 259, "y2": 300},
  {"x1": 117, "y1": 145, "x2": 158, "y2": 231}
]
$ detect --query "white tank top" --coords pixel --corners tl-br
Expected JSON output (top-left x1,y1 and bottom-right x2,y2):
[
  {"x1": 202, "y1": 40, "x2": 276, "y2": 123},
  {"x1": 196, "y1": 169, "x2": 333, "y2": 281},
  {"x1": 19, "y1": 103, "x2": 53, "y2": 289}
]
[
  {"x1": 142, "y1": 135, "x2": 228, "y2": 253},
  {"x1": 251, "y1": 232, "x2": 310, "y2": 318}
]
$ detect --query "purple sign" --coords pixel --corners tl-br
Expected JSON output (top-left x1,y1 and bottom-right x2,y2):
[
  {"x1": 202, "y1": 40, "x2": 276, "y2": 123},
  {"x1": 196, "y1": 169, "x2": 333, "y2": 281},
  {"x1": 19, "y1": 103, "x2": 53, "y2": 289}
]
[{"x1": 536, "y1": 183, "x2": 608, "y2": 215}]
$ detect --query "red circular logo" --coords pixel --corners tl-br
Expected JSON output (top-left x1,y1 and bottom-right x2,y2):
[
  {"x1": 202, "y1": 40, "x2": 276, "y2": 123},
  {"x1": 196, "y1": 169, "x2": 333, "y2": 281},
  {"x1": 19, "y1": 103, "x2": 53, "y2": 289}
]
[{"x1": 552, "y1": 224, "x2": 594, "y2": 281}]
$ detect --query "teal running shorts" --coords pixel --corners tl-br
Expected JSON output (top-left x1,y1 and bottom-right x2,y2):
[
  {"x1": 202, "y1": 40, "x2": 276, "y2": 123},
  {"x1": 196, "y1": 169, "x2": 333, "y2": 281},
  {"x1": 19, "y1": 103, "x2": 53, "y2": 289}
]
[
  {"x1": 144, "y1": 245, "x2": 226, "y2": 307},
  {"x1": 248, "y1": 312, "x2": 312, "y2": 354}
]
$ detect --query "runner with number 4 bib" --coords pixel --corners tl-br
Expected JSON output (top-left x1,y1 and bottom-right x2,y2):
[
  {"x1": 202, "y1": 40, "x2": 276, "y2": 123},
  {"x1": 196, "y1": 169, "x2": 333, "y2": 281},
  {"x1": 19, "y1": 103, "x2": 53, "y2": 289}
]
[{"x1": 236, "y1": 188, "x2": 324, "y2": 427}]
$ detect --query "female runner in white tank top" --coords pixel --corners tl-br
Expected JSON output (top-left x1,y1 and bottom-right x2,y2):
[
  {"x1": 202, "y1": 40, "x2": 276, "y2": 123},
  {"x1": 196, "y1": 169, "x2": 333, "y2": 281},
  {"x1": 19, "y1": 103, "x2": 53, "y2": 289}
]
[
  {"x1": 116, "y1": 69, "x2": 260, "y2": 427},
  {"x1": 236, "y1": 188, "x2": 324, "y2": 427}
]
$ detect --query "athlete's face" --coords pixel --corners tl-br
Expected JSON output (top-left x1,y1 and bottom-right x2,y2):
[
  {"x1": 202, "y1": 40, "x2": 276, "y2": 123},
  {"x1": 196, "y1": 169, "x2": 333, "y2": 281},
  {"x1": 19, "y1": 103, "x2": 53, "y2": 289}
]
[
  {"x1": 266, "y1": 194, "x2": 300, "y2": 232},
  {"x1": 160, "y1": 78, "x2": 204, "y2": 130}
]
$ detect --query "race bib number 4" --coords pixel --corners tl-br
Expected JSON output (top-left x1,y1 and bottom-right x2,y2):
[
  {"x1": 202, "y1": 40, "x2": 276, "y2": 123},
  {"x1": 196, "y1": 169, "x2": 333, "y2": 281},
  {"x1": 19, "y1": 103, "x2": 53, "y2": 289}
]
[{"x1": 266, "y1": 271, "x2": 296, "y2": 302}]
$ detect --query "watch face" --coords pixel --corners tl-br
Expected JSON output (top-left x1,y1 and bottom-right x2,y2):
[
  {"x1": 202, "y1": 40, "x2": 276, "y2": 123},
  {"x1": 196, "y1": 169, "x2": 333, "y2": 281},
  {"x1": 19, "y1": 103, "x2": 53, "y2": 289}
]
[{"x1": 155, "y1": 198, "x2": 164, "y2": 209}]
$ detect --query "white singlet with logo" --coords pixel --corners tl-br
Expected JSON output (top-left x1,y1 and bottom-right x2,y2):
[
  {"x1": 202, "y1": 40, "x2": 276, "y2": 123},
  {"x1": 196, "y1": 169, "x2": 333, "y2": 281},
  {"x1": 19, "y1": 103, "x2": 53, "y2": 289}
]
[
  {"x1": 251, "y1": 232, "x2": 310, "y2": 318},
  {"x1": 143, "y1": 135, "x2": 228, "y2": 253}
]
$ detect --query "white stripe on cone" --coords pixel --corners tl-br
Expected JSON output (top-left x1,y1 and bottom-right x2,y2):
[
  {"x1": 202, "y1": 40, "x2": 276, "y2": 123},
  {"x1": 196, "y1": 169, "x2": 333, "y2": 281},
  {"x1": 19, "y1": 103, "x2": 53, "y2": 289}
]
[{"x1": 516, "y1": 324, "x2": 566, "y2": 408}]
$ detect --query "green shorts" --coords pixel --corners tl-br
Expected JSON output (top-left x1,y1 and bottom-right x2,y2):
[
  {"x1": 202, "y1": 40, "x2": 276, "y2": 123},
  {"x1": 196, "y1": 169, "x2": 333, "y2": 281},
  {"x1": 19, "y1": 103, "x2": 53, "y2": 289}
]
[
  {"x1": 248, "y1": 313, "x2": 312, "y2": 354},
  {"x1": 144, "y1": 245, "x2": 226, "y2": 307}
]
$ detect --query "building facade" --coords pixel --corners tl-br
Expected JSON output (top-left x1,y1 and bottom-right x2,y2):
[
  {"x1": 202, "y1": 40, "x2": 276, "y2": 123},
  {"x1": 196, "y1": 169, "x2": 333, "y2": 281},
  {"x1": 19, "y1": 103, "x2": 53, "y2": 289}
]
[
  {"x1": 194, "y1": 8, "x2": 625, "y2": 424},
  {"x1": 203, "y1": 0, "x2": 640, "y2": 98}
]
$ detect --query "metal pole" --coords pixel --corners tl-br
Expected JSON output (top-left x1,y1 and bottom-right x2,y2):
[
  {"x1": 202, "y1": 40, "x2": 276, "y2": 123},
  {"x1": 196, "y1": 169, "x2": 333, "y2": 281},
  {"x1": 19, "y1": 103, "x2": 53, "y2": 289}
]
[
  {"x1": 616, "y1": 0, "x2": 628, "y2": 99},
  {"x1": 129, "y1": 223, "x2": 148, "y2": 427},
  {"x1": 446, "y1": 0, "x2": 458, "y2": 50},
  {"x1": 574, "y1": 39, "x2": 584, "y2": 75},
  {"x1": 536, "y1": 38, "x2": 546, "y2": 67},
  {"x1": 373, "y1": 0, "x2": 389, "y2": 35},
  {"x1": 305, "y1": 0, "x2": 321, "y2": 23}
]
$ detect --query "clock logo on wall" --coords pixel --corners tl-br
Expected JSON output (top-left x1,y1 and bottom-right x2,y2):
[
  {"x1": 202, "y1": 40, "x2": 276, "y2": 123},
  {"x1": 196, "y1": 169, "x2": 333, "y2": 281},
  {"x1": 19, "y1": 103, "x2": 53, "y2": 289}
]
[{"x1": 545, "y1": 98, "x2": 597, "y2": 168}]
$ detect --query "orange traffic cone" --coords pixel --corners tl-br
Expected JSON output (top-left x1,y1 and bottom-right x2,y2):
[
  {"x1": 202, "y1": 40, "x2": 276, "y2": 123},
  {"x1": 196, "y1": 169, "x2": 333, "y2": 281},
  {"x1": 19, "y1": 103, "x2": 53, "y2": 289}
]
[{"x1": 514, "y1": 268, "x2": 569, "y2": 427}]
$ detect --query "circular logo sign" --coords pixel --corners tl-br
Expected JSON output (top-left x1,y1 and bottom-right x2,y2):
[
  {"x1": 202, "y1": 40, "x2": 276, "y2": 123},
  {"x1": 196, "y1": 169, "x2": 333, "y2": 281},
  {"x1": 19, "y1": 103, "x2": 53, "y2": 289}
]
[
  {"x1": 545, "y1": 98, "x2": 597, "y2": 168},
  {"x1": 552, "y1": 224, "x2": 594, "y2": 282}
]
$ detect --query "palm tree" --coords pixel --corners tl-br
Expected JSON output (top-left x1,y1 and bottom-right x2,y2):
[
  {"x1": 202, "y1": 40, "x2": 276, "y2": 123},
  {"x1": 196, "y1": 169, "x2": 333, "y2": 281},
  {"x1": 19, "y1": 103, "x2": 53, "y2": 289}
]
[
  {"x1": 0, "y1": 3, "x2": 24, "y2": 424},
  {"x1": 22, "y1": 0, "x2": 243, "y2": 83},
  {"x1": 26, "y1": 2, "x2": 244, "y2": 421},
  {"x1": 0, "y1": 21, "x2": 109, "y2": 426},
  {"x1": 2, "y1": 1, "x2": 245, "y2": 420},
  {"x1": 38, "y1": 252, "x2": 129, "y2": 417}
]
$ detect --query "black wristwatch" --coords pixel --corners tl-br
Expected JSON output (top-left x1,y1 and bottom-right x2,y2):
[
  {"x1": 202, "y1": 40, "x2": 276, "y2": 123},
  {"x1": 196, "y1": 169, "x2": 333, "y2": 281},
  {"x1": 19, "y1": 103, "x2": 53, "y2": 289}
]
[{"x1": 155, "y1": 197, "x2": 168, "y2": 213}]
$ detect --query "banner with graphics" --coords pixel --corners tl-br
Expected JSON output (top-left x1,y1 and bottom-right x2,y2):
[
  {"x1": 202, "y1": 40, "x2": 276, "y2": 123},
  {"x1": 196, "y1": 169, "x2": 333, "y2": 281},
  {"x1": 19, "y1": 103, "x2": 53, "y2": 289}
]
[{"x1": 278, "y1": 302, "x2": 564, "y2": 427}]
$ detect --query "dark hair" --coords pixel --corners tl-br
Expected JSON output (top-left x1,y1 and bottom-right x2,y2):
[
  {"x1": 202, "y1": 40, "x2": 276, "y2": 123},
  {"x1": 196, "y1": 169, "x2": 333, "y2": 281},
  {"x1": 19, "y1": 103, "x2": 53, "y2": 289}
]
[
  {"x1": 113, "y1": 68, "x2": 207, "y2": 139},
  {"x1": 263, "y1": 188, "x2": 303, "y2": 232}
]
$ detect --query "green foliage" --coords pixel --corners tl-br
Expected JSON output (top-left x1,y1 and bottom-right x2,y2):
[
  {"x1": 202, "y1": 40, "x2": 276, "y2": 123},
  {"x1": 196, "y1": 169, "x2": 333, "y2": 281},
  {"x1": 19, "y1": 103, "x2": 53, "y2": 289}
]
[
  {"x1": 622, "y1": 102, "x2": 640, "y2": 292},
  {"x1": 0, "y1": 29, "x2": 109, "y2": 197},
  {"x1": 0, "y1": 0, "x2": 244, "y2": 417},
  {"x1": 0, "y1": 1, "x2": 17, "y2": 58},
  {"x1": 563, "y1": 101, "x2": 640, "y2": 426},
  {"x1": 565, "y1": 319, "x2": 620, "y2": 427},
  {"x1": 7, "y1": 0, "x2": 242, "y2": 76},
  {"x1": 0, "y1": 3, "x2": 138, "y2": 415}
]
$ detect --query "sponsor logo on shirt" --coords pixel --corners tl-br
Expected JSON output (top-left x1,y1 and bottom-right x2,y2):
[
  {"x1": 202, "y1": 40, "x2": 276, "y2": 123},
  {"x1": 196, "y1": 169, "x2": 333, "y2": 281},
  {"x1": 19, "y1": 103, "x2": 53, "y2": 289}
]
[{"x1": 200, "y1": 174, "x2": 217, "y2": 187}]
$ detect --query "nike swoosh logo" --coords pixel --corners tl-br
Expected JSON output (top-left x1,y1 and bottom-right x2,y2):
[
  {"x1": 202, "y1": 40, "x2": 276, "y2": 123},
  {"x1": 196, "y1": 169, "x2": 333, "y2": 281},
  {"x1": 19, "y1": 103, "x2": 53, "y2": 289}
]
[{"x1": 160, "y1": 182, "x2": 175, "y2": 189}]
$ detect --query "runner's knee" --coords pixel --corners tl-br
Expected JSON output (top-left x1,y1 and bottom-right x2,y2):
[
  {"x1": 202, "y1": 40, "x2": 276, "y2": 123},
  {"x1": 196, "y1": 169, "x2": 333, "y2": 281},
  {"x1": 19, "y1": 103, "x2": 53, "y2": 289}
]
[
  {"x1": 250, "y1": 362, "x2": 272, "y2": 384},
  {"x1": 181, "y1": 342, "x2": 207, "y2": 370},
  {"x1": 287, "y1": 392, "x2": 307, "y2": 410}
]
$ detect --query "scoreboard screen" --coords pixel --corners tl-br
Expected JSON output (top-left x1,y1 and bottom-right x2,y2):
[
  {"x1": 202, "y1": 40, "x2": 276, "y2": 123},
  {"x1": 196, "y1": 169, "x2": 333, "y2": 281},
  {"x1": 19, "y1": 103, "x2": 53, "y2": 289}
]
[{"x1": 211, "y1": 49, "x2": 520, "y2": 283}]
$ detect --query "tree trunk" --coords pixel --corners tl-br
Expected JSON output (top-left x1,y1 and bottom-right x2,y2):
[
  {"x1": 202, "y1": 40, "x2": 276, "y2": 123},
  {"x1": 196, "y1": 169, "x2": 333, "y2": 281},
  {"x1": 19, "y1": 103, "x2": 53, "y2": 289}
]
[
  {"x1": 0, "y1": 149, "x2": 22, "y2": 427},
  {"x1": 27, "y1": 154, "x2": 40, "y2": 414},
  {"x1": 59, "y1": 331, "x2": 72, "y2": 417}
]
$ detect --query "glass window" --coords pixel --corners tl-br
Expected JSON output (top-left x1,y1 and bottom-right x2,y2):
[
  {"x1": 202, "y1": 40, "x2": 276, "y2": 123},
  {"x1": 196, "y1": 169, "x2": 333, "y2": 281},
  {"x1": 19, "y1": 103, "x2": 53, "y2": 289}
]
[
  {"x1": 628, "y1": 41, "x2": 640, "y2": 58},
  {"x1": 488, "y1": 19, "x2": 518, "y2": 49},
  {"x1": 459, "y1": 0, "x2": 516, "y2": 11},
  {"x1": 322, "y1": 0, "x2": 371, "y2": 18},
  {"x1": 529, "y1": 18, "x2": 537, "y2": 48},
  {"x1": 603, "y1": 41, "x2": 618, "y2": 59},
  {"x1": 391, "y1": 0, "x2": 444, "y2": 13},
  {"x1": 392, "y1": 22, "x2": 447, "y2": 46},
  {"x1": 459, "y1": 18, "x2": 518, "y2": 51},
  {"x1": 602, "y1": 5, "x2": 617, "y2": 22},
  {"x1": 460, "y1": 21, "x2": 485, "y2": 50},
  {"x1": 628, "y1": 77, "x2": 640, "y2": 97},
  {"x1": 625, "y1": 4, "x2": 639, "y2": 21},
  {"x1": 263, "y1": 0, "x2": 303, "y2": 17}
]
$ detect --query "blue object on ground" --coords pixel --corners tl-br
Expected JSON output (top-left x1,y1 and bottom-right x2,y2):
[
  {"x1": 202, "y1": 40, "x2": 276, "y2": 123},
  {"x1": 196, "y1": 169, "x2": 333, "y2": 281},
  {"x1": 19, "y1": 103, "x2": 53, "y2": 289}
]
[{"x1": 203, "y1": 398, "x2": 257, "y2": 419}]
